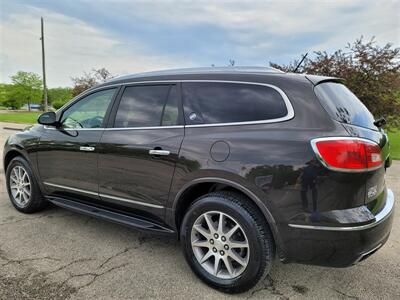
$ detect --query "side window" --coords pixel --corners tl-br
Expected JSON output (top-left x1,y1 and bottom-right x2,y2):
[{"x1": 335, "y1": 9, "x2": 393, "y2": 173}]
[
  {"x1": 61, "y1": 88, "x2": 116, "y2": 129},
  {"x1": 182, "y1": 82, "x2": 289, "y2": 124},
  {"x1": 162, "y1": 85, "x2": 180, "y2": 126},
  {"x1": 114, "y1": 85, "x2": 180, "y2": 128}
]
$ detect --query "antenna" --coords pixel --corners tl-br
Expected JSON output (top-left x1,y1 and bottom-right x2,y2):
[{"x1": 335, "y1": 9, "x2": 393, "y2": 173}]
[{"x1": 293, "y1": 52, "x2": 308, "y2": 73}]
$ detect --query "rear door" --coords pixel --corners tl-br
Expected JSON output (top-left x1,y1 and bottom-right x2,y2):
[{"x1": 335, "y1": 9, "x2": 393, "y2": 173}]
[
  {"x1": 98, "y1": 83, "x2": 184, "y2": 220},
  {"x1": 314, "y1": 81, "x2": 390, "y2": 205}
]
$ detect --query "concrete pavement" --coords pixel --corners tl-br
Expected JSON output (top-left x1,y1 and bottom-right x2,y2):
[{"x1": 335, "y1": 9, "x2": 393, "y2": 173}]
[{"x1": 0, "y1": 122, "x2": 399, "y2": 299}]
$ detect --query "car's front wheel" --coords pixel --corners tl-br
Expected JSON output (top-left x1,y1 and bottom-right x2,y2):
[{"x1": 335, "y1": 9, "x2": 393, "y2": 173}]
[
  {"x1": 180, "y1": 191, "x2": 274, "y2": 293},
  {"x1": 6, "y1": 156, "x2": 47, "y2": 213}
]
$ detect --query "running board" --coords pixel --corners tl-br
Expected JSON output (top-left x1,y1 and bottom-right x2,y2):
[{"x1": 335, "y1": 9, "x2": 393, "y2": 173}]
[{"x1": 47, "y1": 197, "x2": 174, "y2": 234}]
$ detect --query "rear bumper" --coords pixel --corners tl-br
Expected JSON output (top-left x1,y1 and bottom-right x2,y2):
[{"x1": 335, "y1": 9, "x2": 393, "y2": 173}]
[{"x1": 280, "y1": 188, "x2": 394, "y2": 267}]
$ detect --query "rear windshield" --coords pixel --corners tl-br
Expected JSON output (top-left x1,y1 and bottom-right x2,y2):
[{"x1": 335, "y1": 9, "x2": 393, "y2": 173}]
[{"x1": 314, "y1": 82, "x2": 377, "y2": 130}]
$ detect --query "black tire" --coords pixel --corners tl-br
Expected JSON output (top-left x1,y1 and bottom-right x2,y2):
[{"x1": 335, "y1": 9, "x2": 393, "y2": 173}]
[
  {"x1": 180, "y1": 191, "x2": 275, "y2": 293},
  {"x1": 5, "y1": 156, "x2": 47, "y2": 213}
]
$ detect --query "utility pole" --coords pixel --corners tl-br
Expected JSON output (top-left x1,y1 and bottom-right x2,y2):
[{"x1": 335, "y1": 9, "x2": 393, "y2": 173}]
[{"x1": 40, "y1": 17, "x2": 48, "y2": 111}]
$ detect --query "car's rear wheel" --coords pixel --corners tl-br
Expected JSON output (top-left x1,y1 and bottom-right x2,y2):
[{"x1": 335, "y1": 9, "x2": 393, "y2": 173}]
[
  {"x1": 180, "y1": 191, "x2": 274, "y2": 293},
  {"x1": 6, "y1": 156, "x2": 47, "y2": 213}
]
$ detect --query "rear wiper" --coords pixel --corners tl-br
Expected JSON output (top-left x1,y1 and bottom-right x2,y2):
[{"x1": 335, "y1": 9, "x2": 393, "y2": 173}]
[{"x1": 373, "y1": 117, "x2": 386, "y2": 128}]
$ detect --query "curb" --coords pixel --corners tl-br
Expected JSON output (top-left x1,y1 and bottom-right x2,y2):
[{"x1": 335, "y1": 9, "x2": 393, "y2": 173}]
[{"x1": 3, "y1": 127, "x2": 24, "y2": 131}]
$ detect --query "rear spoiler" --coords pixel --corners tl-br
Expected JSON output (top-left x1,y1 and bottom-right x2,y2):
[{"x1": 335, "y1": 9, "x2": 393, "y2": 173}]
[{"x1": 305, "y1": 75, "x2": 344, "y2": 86}]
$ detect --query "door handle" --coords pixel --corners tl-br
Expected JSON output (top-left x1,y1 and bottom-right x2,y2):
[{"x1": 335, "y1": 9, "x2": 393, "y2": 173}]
[
  {"x1": 149, "y1": 149, "x2": 170, "y2": 156},
  {"x1": 80, "y1": 146, "x2": 95, "y2": 152}
]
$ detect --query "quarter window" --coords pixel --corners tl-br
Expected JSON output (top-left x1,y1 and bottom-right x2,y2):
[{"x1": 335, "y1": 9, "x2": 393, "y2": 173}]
[
  {"x1": 61, "y1": 88, "x2": 116, "y2": 129},
  {"x1": 182, "y1": 82, "x2": 289, "y2": 125},
  {"x1": 114, "y1": 85, "x2": 180, "y2": 128}
]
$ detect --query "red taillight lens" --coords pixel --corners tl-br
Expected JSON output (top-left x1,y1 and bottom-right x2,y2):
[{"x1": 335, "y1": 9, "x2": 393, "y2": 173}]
[{"x1": 311, "y1": 138, "x2": 383, "y2": 171}]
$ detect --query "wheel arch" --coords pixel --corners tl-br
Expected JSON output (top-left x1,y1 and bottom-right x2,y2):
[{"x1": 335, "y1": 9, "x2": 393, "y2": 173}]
[
  {"x1": 4, "y1": 147, "x2": 27, "y2": 172},
  {"x1": 172, "y1": 177, "x2": 283, "y2": 253}
]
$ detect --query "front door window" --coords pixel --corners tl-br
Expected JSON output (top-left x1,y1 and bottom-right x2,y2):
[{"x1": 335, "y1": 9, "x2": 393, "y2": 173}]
[{"x1": 61, "y1": 88, "x2": 116, "y2": 129}]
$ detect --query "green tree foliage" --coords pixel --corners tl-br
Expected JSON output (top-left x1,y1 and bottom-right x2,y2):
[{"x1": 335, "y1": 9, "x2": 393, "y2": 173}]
[
  {"x1": 5, "y1": 71, "x2": 43, "y2": 110},
  {"x1": 48, "y1": 87, "x2": 73, "y2": 109},
  {"x1": 71, "y1": 68, "x2": 113, "y2": 97},
  {"x1": 270, "y1": 38, "x2": 400, "y2": 128}
]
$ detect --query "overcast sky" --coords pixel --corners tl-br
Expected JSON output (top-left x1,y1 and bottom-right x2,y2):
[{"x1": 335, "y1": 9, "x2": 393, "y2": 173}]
[{"x1": 1, "y1": 0, "x2": 399, "y2": 87}]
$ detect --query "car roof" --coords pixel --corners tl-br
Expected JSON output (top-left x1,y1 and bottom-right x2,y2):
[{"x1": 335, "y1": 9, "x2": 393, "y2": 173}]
[
  {"x1": 107, "y1": 66, "x2": 284, "y2": 83},
  {"x1": 93, "y1": 66, "x2": 340, "y2": 91}
]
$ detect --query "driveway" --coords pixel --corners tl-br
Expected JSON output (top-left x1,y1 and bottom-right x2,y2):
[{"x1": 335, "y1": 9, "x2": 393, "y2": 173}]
[{"x1": 0, "y1": 122, "x2": 399, "y2": 300}]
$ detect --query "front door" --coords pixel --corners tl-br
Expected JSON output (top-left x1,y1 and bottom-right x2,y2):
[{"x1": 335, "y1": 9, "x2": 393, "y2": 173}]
[
  {"x1": 37, "y1": 88, "x2": 117, "y2": 200},
  {"x1": 98, "y1": 83, "x2": 184, "y2": 220}
]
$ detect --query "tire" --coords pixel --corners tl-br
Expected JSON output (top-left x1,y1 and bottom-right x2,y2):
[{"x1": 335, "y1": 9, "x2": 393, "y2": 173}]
[
  {"x1": 5, "y1": 156, "x2": 47, "y2": 213},
  {"x1": 180, "y1": 191, "x2": 275, "y2": 293}
]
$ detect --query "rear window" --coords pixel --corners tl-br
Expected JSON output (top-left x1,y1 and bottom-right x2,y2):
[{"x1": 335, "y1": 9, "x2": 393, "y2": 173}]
[
  {"x1": 314, "y1": 82, "x2": 377, "y2": 130},
  {"x1": 182, "y1": 82, "x2": 289, "y2": 125}
]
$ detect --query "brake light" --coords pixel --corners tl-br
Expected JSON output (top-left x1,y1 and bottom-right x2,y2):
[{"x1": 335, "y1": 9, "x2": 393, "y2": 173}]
[{"x1": 311, "y1": 138, "x2": 383, "y2": 172}]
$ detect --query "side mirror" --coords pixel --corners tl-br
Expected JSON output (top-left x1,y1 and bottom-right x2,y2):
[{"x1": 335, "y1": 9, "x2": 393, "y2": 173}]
[{"x1": 38, "y1": 112, "x2": 59, "y2": 126}]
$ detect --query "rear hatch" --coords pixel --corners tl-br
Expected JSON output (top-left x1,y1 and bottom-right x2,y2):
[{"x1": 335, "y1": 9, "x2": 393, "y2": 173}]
[{"x1": 311, "y1": 78, "x2": 391, "y2": 206}]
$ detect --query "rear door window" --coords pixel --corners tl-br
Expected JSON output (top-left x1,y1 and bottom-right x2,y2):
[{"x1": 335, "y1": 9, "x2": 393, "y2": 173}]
[
  {"x1": 314, "y1": 82, "x2": 377, "y2": 130},
  {"x1": 182, "y1": 82, "x2": 289, "y2": 125},
  {"x1": 114, "y1": 85, "x2": 181, "y2": 128}
]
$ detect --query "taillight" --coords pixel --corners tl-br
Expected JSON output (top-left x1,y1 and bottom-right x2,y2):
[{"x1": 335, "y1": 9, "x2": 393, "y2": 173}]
[{"x1": 311, "y1": 137, "x2": 383, "y2": 172}]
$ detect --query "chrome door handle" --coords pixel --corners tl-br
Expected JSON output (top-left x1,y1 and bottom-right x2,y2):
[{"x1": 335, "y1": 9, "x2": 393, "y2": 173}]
[
  {"x1": 80, "y1": 146, "x2": 95, "y2": 152},
  {"x1": 149, "y1": 149, "x2": 170, "y2": 156}
]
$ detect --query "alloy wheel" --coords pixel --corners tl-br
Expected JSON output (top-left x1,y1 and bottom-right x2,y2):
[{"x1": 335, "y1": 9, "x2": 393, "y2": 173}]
[
  {"x1": 9, "y1": 165, "x2": 31, "y2": 207},
  {"x1": 191, "y1": 211, "x2": 250, "y2": 279}
]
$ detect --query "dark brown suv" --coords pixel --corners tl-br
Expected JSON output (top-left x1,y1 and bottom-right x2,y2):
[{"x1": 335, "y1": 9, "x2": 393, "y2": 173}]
[{"x1": 3, "y1": 67, "x2": 394, "y2": 293}]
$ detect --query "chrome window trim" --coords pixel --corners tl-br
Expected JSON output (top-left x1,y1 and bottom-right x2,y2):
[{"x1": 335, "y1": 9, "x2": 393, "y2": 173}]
[
  {"x1": 179, "y1": 80, "x2": 294, "y2": 128},
  {"x1": 44, "y1": 125, "x2": 184, "y2": 131},
  {"x1": 289, "y1": 189, "x2": 394, "y2": 231},
  {"x1": 43, "y1": 182, "x2": 164, "y2": 209},
  {"x1": 104, "y1": 125, "x2": 184, "y2": 131},
  {"x1": 52, "y1": 80, "x2": 294, "y2": 131},
  {"x1": 310, "y1": 136, "x2": 384, "y2": 173}
]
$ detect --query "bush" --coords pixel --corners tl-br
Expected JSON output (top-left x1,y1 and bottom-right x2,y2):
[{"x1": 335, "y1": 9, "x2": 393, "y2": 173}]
[{"x1": 52, "y1": 101, "x2": 66, "y2": 110}]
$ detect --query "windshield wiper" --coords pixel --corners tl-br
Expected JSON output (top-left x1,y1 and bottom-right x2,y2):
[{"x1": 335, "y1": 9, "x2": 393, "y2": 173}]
[{"x1": 373, "y1": 117, "x2": 386, "y2": 128}]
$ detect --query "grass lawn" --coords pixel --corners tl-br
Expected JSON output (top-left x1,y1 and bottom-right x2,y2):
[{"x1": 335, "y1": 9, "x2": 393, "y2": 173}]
[
  {"x1": 388, "y1": 129, "x2": 400, "y2": 160},
  {"x1": 0, "y1": 111, "x2": 40, "y2": 124}
]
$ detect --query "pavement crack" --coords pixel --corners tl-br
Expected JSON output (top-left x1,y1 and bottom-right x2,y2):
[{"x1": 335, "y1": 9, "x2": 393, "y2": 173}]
[
  {"x1": 98, "y1": 247, "x2": 130, "y2": 269},
  {"x1": 332, "y1": 288, "x2": 359, "y2": 299},
  {"x1": 60, "y1": 263, "x2": 130, "y2": 290},
  {"x1": 45, "y1": 258, "x2": 95, "y2": 275},
  {"x1": 1, "y1": 255, "x2": 61, "y2": 267},
  {"x1": 247, "y1": 275, "x2": 289, "y2": 299}
]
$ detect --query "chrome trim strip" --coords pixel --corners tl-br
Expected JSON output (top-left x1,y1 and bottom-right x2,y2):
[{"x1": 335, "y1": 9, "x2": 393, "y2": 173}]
[
  {"x1": 43, "y1": 182, "x2": 165, "y2": 209},
  {"x1": 354, "y1": 243, "x2": 382, "y2": 263},
  {"x1": 104, "y1": 125, "x2": 184, "y2": 131},
  {"x1": 43, "y1": 182, "x2": 98, "y2": 196},
  {"x1": 44, "y1": 125, "x2": 184, "y2": 131},
  {"x1": 53, "y1": 80, "x2": 294, "y2": 131},
  {"x1": 99, "y1": 193, "x2": 164, "y2": 209},
  {"x1": 310, "y1": 136, "x2": 384, "y2": 173},
  {"x1": 288, "y1": 189, "x2": 394, "y2": 231}
]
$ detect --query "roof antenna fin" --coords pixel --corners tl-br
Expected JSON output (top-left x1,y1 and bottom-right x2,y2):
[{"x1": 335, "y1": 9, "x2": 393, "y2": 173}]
[{"x1": 293, "y1": 52, "x2": 308, "y2": 73}]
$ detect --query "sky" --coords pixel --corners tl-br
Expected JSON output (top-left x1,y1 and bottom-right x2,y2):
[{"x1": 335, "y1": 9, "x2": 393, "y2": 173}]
[{"x1": 1, "y1": 0, "x2": 399, "y2": 87}]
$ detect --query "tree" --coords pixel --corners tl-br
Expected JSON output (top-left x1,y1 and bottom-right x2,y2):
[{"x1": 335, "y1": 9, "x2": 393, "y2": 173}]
[
  {"x1": 10, "y1": 71, "x2": 43, "y2": 111},
  {"x1": 48, "y1": 87, "x2": 73, "y2": 109},
  {"x1": 270, "y1": 38, "x2": 400, "y2": 128},
  {"x1": 71, "y1": 68, "x2": 113, "y2": 97}
]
